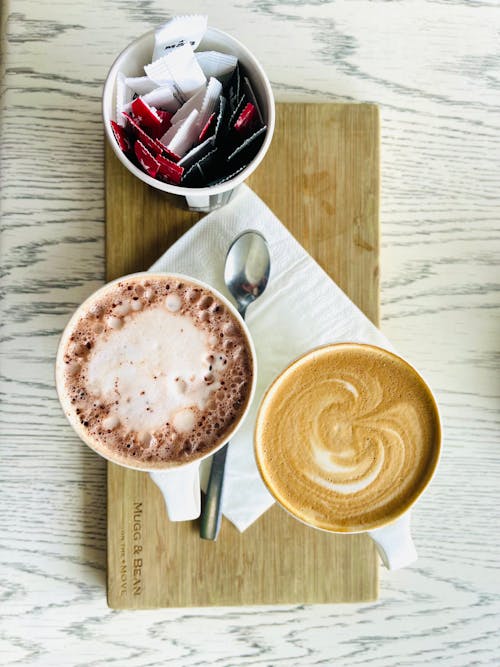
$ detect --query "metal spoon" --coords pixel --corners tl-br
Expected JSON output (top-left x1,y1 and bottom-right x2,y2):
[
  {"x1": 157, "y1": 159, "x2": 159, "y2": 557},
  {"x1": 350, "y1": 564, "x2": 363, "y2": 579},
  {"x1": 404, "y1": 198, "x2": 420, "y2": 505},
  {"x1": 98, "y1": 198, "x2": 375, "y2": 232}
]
[{"x1": 200, "y1": 230, "x2": 271, "y2": 540}]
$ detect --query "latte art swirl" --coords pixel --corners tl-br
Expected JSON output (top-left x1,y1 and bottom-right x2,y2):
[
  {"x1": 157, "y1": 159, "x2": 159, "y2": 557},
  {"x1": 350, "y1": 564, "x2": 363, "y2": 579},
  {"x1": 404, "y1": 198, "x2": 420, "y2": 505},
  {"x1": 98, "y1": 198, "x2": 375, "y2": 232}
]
[{"x1": 255, "y1": 344, "x2": 440, "y2": 532}]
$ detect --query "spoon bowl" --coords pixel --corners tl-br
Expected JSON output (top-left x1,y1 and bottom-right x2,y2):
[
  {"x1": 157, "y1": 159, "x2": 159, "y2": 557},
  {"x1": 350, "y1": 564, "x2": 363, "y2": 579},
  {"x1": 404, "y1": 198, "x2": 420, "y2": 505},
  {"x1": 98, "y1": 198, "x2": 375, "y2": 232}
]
[{"x1": 224, "y1": 230, "x2": 271, "y2": 318}]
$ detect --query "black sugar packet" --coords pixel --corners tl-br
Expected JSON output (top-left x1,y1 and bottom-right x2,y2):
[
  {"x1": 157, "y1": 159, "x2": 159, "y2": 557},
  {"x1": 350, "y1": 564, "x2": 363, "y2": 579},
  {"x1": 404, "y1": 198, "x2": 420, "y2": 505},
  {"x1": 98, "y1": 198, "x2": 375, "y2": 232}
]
[
  {"x1": 213, "y1": 94, "x2": 229, "y2": 146},
  {"x1": 182, "y1": 147, "x2": 220, "y2": 187},
  {"x1": 243, "y1": 76, "x2": 264, "y2": 125},
  {"x1": 180, "y1": 64, "x2": 267, "y2": 188},
  {"x1": 228, "y1": 63, "x2": 241, "y2": 113},
  {"x1": 227, "y1": 93, "x2": 248, "y2": 134}
]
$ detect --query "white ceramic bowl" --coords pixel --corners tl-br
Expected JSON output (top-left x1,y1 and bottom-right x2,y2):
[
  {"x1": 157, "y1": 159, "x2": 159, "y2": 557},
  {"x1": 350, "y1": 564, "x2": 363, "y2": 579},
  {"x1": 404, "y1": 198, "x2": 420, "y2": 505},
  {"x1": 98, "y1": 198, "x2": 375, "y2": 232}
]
[{"x1": 102, "y1": 27, "x2": 275, "y2": 211}]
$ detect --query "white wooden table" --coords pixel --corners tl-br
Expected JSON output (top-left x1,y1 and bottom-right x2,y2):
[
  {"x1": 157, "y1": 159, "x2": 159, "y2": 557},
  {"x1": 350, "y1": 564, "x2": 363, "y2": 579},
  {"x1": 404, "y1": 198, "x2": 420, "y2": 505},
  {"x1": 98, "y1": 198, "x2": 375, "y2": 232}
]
[{"x1": 1, "y1": 1, "x2": 499, "y2": 665}]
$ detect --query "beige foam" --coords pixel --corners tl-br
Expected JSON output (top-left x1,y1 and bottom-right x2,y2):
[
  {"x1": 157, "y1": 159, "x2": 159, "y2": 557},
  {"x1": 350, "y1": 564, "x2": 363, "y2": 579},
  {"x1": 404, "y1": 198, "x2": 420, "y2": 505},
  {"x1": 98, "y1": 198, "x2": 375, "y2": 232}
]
[{"x1": 255, "y1": 344, "x2": 441, "y2": 532}]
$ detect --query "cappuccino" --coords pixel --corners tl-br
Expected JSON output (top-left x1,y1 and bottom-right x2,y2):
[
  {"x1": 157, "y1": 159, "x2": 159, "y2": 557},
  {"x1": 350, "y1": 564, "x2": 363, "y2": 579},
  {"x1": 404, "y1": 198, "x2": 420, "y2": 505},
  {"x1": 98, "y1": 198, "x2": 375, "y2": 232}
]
[
  {"x1": 56, "y1": 274, "x2": 253, "y2": 469},
  {"x1": 254, "y1": 344, "x2": 440, "y2": 532}
]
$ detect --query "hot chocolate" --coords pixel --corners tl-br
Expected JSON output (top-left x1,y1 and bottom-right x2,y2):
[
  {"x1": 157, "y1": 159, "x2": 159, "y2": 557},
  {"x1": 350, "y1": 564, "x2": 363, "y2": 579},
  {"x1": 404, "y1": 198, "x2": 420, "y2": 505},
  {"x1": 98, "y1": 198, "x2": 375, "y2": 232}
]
[
  {"x1": 56, "y1": 274, "x2": 254, "y2": 469},
  {"x1": 254, "y1": 343, "x2": 441, "y2": 532}
]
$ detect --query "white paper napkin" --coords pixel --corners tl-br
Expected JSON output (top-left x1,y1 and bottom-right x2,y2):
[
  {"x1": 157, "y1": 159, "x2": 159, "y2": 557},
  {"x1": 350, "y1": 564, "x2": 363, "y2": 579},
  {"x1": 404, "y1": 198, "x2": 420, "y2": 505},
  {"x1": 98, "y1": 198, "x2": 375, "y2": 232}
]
[{"x1": 150, "y1": 185, "x2": 394, "y2": 531}]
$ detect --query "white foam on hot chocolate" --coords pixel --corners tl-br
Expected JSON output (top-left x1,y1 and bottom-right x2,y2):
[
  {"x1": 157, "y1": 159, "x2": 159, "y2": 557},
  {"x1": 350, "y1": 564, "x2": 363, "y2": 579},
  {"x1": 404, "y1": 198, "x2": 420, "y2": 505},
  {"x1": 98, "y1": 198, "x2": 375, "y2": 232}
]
[
  {"x1": 59, "y1": 275, "x2": 255, "y2": 467},
  {"x1": 86, "y1": 304, "x2": 218, "y2": 432}
]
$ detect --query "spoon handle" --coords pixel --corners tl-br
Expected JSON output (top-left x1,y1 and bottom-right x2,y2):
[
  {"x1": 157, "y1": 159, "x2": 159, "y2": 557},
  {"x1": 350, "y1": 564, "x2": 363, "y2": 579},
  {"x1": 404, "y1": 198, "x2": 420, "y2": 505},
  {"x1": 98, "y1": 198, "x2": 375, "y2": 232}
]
[
  {"x1": 200, "y1": 306, "x2": 248, "y2": 541},
  {"x1": 200, "y1": 230, "x2": 269, "y2": 540},
  {"x1": 200, "y1": 443, "x2": 228, "y2": 540}
]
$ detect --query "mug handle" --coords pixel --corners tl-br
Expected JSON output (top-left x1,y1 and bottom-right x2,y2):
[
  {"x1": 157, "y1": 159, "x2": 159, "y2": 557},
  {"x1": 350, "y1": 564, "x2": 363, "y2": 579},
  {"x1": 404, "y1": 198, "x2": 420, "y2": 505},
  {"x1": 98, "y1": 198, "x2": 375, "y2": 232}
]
[
  {"x1": 368, "y1": 512, "x2": 417, "y2": 570},
  {"x1": 149, "y1": 461, "x2": 201, "y2": 521}
]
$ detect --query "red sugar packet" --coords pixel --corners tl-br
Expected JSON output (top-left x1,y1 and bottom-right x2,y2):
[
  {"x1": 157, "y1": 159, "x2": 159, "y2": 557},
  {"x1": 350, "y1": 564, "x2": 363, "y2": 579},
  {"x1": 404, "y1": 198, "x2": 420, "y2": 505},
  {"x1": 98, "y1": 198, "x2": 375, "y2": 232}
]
[
  {"x1": 124, "y1": 111, "x2": 180, "y2": 161},
  {"x1": 156, "y1": 143, "x2": 181, "y2": 162},
  {"x1": 157, "y1": 154, "x2": 184, "y2": 184},
  {"x1": 110, "y1": 120, "x2": 131, "y2": 153},
  {"x1": 158, "y1": 109, "x2": 173, "y2": 123},
  {"x1": 134, "y1": 140, "x2": 160, "y2": 178},
  {"x1": 123, "y1": 112, "x2": 163, "y2": 155},
  {"x1": 234, "y1": 102, "x2": 257, "y2": 133},
  {"x1": 150, "y1": 109, "x2": 173, "y2": 139},
  {"x1": 198, "y1": 111, "x2": 216, "y2": 142},
  {"x1": 131, "y1": 97, "x2": 163, "y2": 131}
]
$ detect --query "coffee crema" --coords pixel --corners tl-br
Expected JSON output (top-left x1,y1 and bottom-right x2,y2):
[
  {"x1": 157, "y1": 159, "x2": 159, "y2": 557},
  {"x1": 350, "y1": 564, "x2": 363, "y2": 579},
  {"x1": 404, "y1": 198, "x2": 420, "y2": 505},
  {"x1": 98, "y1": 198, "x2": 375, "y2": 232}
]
[
  {"x1": 57, "y1": 274, "x2": 253, "y2": 469},
  {"x1": 254, "y1": 344, "x2": 440, "y2": 532}
]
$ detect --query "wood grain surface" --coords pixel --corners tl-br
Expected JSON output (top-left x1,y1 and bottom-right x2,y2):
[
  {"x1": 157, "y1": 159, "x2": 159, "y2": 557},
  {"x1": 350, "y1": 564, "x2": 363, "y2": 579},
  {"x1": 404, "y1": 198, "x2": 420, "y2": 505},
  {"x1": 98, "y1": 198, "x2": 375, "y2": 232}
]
[
  {"x1": 106, "y1": 103, "x2": 379, "y2": 609},
  {"x1": 1, "y1": 1, "x2": 499, "y2": 665}
]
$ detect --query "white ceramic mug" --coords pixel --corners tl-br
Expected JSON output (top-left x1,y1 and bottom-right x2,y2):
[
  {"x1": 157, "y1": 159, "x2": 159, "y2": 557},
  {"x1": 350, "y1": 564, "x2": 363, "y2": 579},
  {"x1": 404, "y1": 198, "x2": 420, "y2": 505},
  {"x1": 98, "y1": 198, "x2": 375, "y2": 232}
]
[
  {"x1": 254, "y1": 343, "x2": 442, "y2": 570},
  {"x1": 56, "y1": 272, "x2": 257, "y2": 521},
  {"x1": 102, "y1": 27, "x2": 275, "y2": 212}
]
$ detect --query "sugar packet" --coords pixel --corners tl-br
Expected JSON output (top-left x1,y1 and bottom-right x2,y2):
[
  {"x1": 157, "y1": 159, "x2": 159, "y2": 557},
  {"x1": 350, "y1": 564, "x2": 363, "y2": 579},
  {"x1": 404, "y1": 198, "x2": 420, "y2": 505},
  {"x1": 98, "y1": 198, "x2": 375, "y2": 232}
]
[
  {"x1": 125, "y1": 76, "x2": 157, "y2": 96},
  {"x1": 153, "y1": 14, "x2": 208, "y2": 61},
  {"x1": 116, "y1": 73, "x2": 134, "y2": 126},
  {"x1": 195, "y1": 51, "x2": 237, "y2": 85},
  {"x1": 145, "y1": 44, "x2": 206, "y2": 104},
  {"x1": 160, "y1": 108, "x2": 200, "y2": 158},
  {"x1": 196, "y1": 77, "x2": 223, "y2": 135}
]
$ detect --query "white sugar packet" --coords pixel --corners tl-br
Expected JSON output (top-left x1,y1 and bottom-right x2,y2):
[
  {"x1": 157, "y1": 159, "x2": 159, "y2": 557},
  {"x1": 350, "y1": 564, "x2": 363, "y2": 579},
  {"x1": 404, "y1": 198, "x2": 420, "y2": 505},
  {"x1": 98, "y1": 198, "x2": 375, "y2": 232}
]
[
  {"x1": 196, "y1": 77, "x2": 222, "y2": 134},
  {"x1": 169, "y1": 78, "x2": 221, "y2": 138},
  {"x1": 160, "y1": 108, "x2": 200, "y2": 157},
  {"x1": 145, "y1": 44, "x2": 206, "y2": 104},
  {"x1": 153, "y1": 14, "x2": 208, "y2": 61},
  {"x1": 138, "y1": 85, "x2": 181, "y2": 114},
  {"x1": 170, "y1": 85, "x2": 206, "y2": 125},
  {"x1": 116, "y1": 73, "x2": 134, "y2": 126},
  {"x1": 125, "y1": 75, "x2": 158, "y2": 96},
  {"x1": 150, "y1": 186, "x2": 393, "y2": 532},
  {"x1": 196, "y1": 51, "x2": 237, "y2": 84}
]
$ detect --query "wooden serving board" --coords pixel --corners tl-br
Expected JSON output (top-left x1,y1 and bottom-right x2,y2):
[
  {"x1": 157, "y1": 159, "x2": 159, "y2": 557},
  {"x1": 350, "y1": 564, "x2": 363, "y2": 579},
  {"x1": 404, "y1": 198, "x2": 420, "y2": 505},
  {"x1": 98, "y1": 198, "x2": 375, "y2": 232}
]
[{"x1": 106, "y1": 103, "x2": 380, "y2": 609}]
